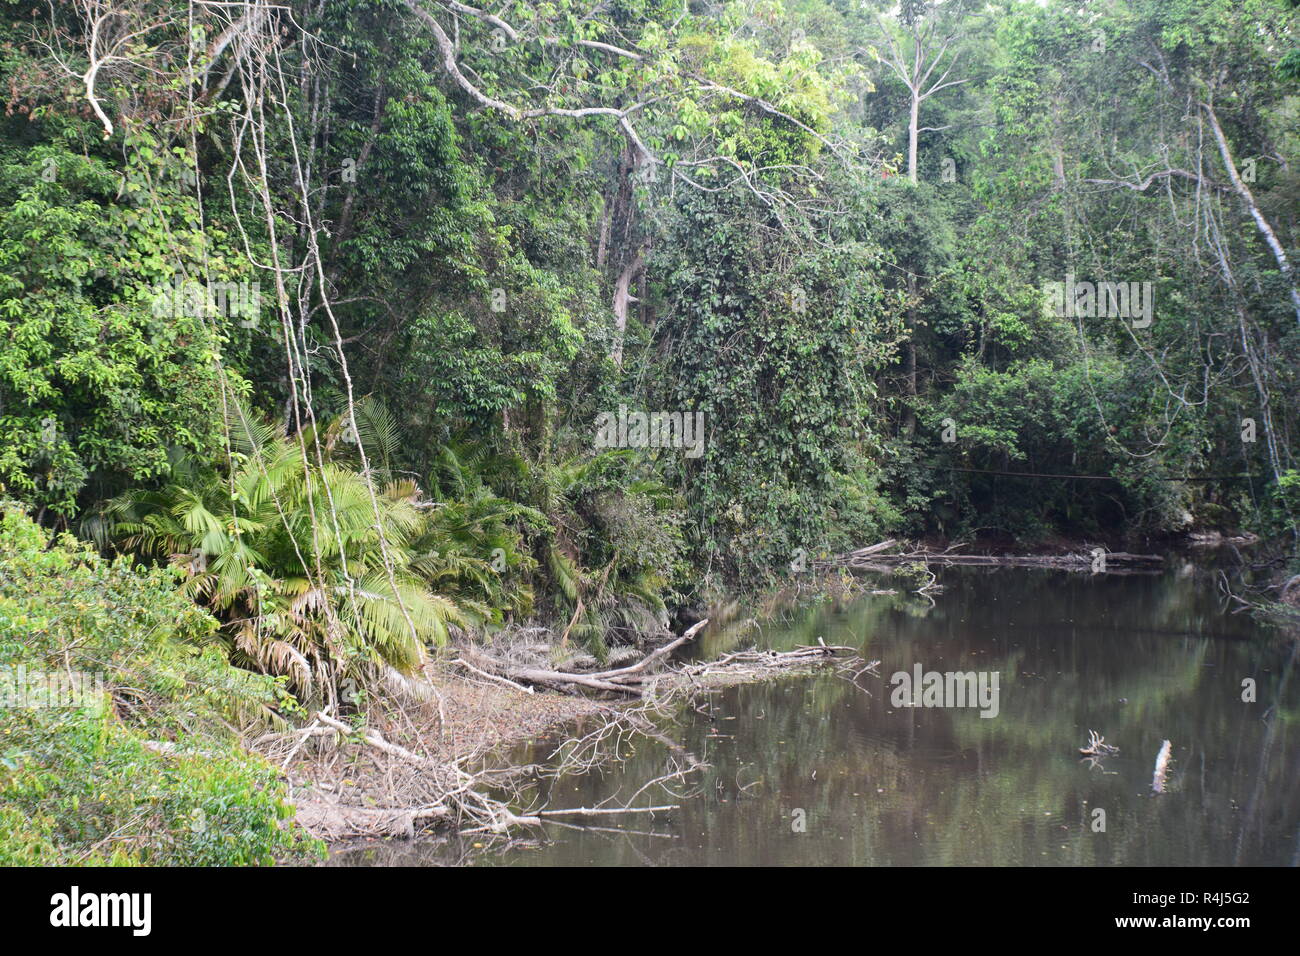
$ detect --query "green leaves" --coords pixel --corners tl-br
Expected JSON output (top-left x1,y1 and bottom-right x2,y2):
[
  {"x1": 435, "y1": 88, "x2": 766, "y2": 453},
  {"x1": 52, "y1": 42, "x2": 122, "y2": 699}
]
[
  {"x1": 0, "y1": 505, "x2": 314, "y2": 865},
  {"x1": 652, "y1": 186, "x2": 893, "y2": 582},
  {"x1": 103, "y1": 401, "x2": 536, "y2": 700},
  {"x1": 0, "y1": 139, "x2": 244, "y2": 517}
]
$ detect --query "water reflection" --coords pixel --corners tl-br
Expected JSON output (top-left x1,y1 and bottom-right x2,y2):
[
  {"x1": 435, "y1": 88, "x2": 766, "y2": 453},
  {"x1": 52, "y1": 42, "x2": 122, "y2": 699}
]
[{"x1": 333, "y1": 566, "x2": 1300, "y2": 866}]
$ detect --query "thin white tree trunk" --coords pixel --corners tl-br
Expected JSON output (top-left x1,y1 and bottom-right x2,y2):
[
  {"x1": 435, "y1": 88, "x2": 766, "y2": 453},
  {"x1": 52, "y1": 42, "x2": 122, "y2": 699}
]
[
  {"x1": 1202, "y1": 102, "x2": 1300, "y2": 326},
  {"x1": 908, "y1": 92, "x2": 920, "y2": 183}
]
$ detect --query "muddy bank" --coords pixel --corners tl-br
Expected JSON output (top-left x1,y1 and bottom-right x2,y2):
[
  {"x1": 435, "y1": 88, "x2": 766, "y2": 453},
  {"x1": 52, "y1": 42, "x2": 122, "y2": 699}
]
[
  {"x1": 261, "y1": 620, "x2": 874, "y2": 845},
  {"x1": 269, "y1": 670, "x2": 604, "y2": 841}
]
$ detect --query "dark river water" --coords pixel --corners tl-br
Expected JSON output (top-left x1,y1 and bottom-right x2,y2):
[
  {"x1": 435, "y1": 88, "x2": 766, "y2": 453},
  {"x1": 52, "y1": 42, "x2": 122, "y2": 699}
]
[{"x1": 333, "y1": 563, "x2": 1300, "y2": 866}]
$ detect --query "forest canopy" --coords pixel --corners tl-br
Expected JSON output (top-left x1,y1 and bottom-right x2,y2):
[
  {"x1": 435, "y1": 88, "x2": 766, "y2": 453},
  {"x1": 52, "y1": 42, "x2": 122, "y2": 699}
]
[{"x1": 0, "y1": 0, "x2": 1297, "y2": 710}]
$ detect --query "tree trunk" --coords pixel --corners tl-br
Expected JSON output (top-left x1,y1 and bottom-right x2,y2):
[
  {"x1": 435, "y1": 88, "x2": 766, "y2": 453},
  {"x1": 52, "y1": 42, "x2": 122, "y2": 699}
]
[
  {"x1": 611, "y1": 249, "x2": 644, "y2": 366},
  {"x1": 908, "y1": 91, "x2": 920, "y2": 183},
  {"x1": 903, "y1": 272, "x2": 918, "y2": 435},
  {"x1": 1202, "y1": 102, "x2": 1300, "y2": 326}
]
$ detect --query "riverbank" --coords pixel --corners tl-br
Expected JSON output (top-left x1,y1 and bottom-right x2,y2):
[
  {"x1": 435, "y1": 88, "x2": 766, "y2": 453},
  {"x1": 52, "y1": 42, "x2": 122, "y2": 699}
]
[
  {"x1": 265, "y1": 619, "x2": 875, "y2": 846},
  {"x1": 269, "y1": 667, "x2": 605, "y2": 842}
]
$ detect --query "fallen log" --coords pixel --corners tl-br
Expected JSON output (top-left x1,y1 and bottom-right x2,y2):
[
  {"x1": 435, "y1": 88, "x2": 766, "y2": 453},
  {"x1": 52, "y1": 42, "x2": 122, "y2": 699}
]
[
  {"x1": 480, "y1": 663, "x2": 639, "y2": 695},
  {"x1": 314, "y1": 710, "x2": 437, "y2": 766},
  {"x1": 294, "y1": 797, "x2": 449, "y2": 841},
  {"x1": 464, "y1": 619, "x2": 710, "y2": 696},
  {"x1": 593, "y1": 619, "x2": 710, "y2": 683},
  {"x1": 848, "y1": 539, "x2": 898, "y2": 558},
  {"x1": 454, "y1": 656, "x2": 534, "y2": 694},
  {"x1": 534, "y1": 804, "x2": 678, "y2": 818},
  {"x1": 831, "y1": 545, "x2": 1163, "y2": 571},
  {"x1": 463, "y1": 620, "x2": 875, "y2": 698}
]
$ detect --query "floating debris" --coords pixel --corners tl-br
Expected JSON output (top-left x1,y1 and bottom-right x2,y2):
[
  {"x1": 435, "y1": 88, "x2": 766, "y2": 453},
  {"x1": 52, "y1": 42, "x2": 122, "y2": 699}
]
[{"x1": 1079, "y1": 729, "x2": 1119, "y2": 757}]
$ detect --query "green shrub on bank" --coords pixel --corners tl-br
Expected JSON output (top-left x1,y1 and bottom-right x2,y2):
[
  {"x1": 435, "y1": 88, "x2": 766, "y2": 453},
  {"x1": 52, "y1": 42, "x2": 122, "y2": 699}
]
[{"x1": 0, "y1": 505, "x2": 317, "y2": 865}]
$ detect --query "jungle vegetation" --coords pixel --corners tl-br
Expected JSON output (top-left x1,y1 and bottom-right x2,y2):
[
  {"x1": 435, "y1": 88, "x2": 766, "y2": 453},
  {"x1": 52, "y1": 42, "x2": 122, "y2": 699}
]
[{"x1": 0, "y1": 0, "x2": 1297, "y2": 861}]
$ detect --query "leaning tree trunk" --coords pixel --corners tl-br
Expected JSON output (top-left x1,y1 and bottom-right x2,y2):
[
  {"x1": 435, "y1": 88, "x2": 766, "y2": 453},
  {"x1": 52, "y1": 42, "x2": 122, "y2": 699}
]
[{"x1": 1202, "y1": 101, "x2": 1300, "y2": 327}]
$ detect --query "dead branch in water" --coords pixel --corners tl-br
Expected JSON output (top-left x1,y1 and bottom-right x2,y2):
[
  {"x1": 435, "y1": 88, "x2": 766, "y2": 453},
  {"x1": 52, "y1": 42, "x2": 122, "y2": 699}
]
[
  {"x1": 460, "y1": 620, "x2": 878, "y2": 698},
  {"x1": 262, "y1": 618, "x2": 878, "y2": 843},
  {"x1": 676, "y1": 641, "x2": 879, "y2": 687},
  {"x1": 1079, "y1": 729, "x2": 1120, "y2": 757},
  {"x1": 828, "y1": 541, "x2": 1164, "y2": 573},
  {"x1": 278, "y1": 705, "x2": 694, "y2": 841},
  {"x1": 1152, "y1": 739, "x2": 1173, "y2": 793}
]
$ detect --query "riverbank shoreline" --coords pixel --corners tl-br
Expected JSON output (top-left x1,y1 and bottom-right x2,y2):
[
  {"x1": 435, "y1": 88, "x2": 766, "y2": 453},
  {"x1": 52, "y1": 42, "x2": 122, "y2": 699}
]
[
  {"x1": 263, "y1": 614, "x2": 875, "y2": 850},
  {"x1": 266, "y1": 666, "x2": 606, "y2": 844}
]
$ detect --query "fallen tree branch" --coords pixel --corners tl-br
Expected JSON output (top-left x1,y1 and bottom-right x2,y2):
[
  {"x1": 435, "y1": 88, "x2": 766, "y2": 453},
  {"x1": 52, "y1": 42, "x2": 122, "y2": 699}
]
[
  {"x1": 827, "y1": 541, "x2": 1163, "y2": 572},
  {"x1": 314, "y1": 710, "x2": 435, "y2": 766},
  {"x1": 465, "y1": 655, "x2": 643, "y2": 695},
  {"x1": 590, "y1": 619, "x2": 710, "y2": 682},
  {"x1": 534, "y1": 804, "x2": 678, "y2": 818},
  {"x1": 461, "y1": 619, "x2": 875, "y2": 699},
  {"x1": 1152, "y1": 739, "x2": 1173, "y2": 793},
  {"x1": 464, "y1": 619, "x2": 710, "y2": 696},
  {"x1": 453, "y1": 656, "x2": 534, "y2": 694},
  {"x1": 1079, "y1": 729, "x2": 1119, "y2": 756}
]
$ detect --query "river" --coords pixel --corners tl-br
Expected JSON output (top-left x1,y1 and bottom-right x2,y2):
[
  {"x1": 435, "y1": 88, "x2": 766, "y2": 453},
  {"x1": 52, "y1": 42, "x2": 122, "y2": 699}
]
[{"x1": 333, "y1": 562, "x2": 1300, "y2": 866}]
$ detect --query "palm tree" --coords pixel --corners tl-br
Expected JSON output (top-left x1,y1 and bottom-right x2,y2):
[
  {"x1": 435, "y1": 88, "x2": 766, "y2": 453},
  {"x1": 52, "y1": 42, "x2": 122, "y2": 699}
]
[
  {"x1": 482, "y1": 446, "x2": 680, "y2": 661},
  {"x1": 106, "y1": 401, "x2": 464, "y2": 706}
]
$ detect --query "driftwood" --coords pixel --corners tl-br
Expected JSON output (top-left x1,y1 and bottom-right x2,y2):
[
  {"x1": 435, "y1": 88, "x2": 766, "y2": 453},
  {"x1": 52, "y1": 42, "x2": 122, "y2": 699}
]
[
  {"x1": 463, "y1": 621, "x2": 876, "y2": 699},
  {"x1": 1079, "y1": 729, "x2": 1120, "y2": 757},
  {"x1": 681, "y1": 641, "x2": 877, "y2": 682},
  {"x1": 465, "y1": 660, "x2": 640, "y2": 695},
  {"x1": 282, "y1": 704, "x2": 693, "y2": 841},
  {"x1": 453, "y1": 656, "x2": 535, "y2": 694},
  {"x1": 464, "y1": 620, "x2": 710, "y2": 696},
  {"x1": 1188, "y1": 531, "x2": 1259, "y2": 547},
  {"x1": 852, "y1": 539, "x2": 899, "y2": 557},
  {"x1": 831, "y1": 541, "x2": 1164, "y2": 573},
  {"x1": 534, "y1": 804, "x2": 677, "y2": 818},
  {"x1": 293, "y1": 794, "x2": 449, "y2": 840}
]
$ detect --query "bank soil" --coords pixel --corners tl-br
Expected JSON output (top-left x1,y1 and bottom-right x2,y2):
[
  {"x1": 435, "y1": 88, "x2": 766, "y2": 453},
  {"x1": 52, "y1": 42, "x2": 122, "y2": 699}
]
[{"x1": 258, "y1": 619, "x2": 875, "y2": 844}]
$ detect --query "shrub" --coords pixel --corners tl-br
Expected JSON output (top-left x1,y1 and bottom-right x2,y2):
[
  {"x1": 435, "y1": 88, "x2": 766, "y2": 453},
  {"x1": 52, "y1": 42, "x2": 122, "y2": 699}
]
[{"x1": 0, "y1": 505, "x2": 317, "y2": 865}]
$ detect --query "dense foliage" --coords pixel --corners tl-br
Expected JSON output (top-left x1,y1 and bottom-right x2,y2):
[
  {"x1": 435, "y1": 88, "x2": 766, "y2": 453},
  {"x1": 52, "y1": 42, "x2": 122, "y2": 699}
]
[
  {"x1": 0, "y1": 0, "x2": 1297, "y2": 861},
  {"x1": 0, "y1": 505, "x2": 312, "y2": 864}
]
